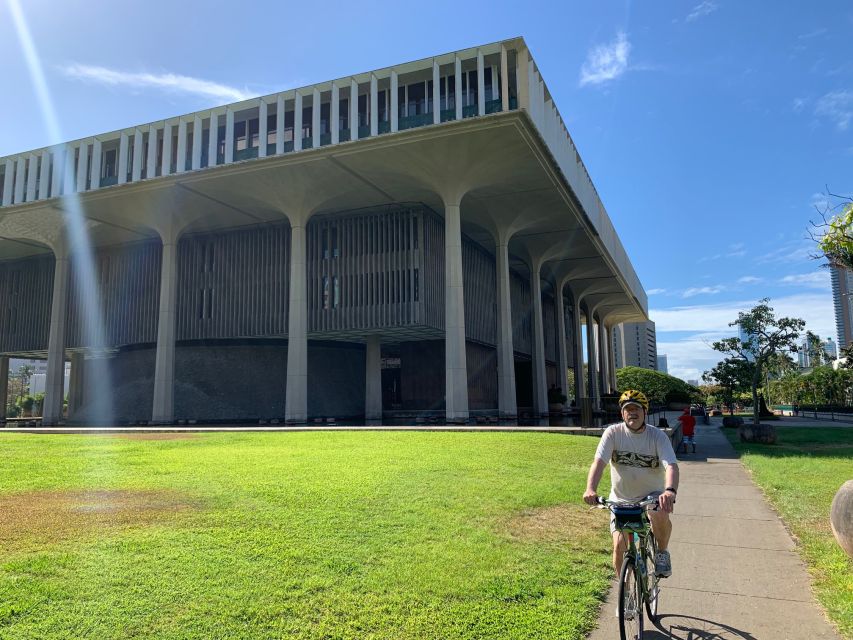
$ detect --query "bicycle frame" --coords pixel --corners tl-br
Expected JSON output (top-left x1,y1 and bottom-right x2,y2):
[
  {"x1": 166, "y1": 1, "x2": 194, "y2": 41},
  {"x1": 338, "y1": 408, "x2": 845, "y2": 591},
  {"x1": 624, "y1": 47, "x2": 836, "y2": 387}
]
[{"x1": 597, "y1": 496, "x2": 661, "y2": 640}]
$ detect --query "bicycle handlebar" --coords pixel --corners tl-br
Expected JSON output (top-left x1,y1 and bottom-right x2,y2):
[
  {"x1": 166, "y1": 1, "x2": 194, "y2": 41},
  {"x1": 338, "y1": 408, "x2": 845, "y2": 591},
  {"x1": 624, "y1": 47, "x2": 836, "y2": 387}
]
[{"x1": 595, "y1": 495, "x2": 662, "y2": 510}]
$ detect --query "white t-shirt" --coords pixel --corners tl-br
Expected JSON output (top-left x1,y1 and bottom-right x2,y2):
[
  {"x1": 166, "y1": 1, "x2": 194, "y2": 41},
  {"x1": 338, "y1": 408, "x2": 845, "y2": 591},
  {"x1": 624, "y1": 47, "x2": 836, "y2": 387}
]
[{"x1": 594, "y1": 422, "x2": 678, "y2": 502}]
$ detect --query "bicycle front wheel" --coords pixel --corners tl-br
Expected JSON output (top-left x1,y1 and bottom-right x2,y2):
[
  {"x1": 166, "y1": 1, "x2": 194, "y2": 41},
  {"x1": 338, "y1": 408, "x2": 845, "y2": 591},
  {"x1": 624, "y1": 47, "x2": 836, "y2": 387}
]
[
  {"x1": 618, "y1": 558, "x2": 643, "y2": 640},
  {"x1": 644, "y1": 533, "x2": 660, "y2": 621}
]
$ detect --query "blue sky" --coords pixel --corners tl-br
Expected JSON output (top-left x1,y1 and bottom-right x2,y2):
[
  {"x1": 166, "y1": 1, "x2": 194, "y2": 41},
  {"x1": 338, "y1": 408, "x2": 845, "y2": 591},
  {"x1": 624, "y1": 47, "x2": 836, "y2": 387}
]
[{"x1": 2, "y1": 0, "x2": 850, "y2": 381}]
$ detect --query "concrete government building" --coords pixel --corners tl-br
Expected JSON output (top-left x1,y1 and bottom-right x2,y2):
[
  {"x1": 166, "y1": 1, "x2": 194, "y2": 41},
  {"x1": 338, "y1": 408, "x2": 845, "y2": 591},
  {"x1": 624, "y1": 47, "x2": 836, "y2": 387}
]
[{"x1": 0, "y1": 37, "x2": 648, "y2": 425}]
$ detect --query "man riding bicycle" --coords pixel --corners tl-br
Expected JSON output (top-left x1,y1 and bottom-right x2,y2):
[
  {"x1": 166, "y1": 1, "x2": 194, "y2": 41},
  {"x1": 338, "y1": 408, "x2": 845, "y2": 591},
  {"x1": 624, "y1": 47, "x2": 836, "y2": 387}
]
[{"x1": 583, "y1": 390, "x2": 679, "y2": 579}]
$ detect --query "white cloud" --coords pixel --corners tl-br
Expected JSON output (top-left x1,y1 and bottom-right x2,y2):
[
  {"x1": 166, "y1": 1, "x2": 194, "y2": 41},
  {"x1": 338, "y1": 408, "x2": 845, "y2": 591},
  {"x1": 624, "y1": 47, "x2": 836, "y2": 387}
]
[
  {"x1": 651, "y1": 293, "x2": 835, "y2": 337},
  {"x1": 653, "y1": 293, "x2": 836, "y2": 381},
  {"x1": 647, "y1": 288, "x2": 667, "y2": 295},
  {"x1": 579, "y1": 32, "x2": 631, "y2": 87},
  {"x1": 682, "y1": 285, "x2": 724, "y2": 298},
  {"x1": 779, "y1": 271, "x2": 831, "y2": 289},
  {"x1": 814, "y1": 90, "x2": 853, "y2": 131},
  {"x1": 793, "y1": 98, "x2": 807, "y2": 113},
  {"x1": 686, "y1": 1, "x2": 718, "y2": 22},
  {"x1": 737, "y1": 276, "x2": 763, "y2": 284},
  {"x1": 754, "y1": 242, "x2": 813, "y2": 265},
  {"x1": 60, "y1": 63, "x2": 254, "y2": 104},
  {"x1": 798, "y1": 27, "x2": 827, "y2": 39}
]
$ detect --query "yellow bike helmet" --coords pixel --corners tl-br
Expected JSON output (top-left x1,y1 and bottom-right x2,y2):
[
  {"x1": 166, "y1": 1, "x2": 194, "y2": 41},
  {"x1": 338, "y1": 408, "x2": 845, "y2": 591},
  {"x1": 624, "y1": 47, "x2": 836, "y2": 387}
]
[{"x1": 619, "y1": 389, "x2": 649, "y2": 412}]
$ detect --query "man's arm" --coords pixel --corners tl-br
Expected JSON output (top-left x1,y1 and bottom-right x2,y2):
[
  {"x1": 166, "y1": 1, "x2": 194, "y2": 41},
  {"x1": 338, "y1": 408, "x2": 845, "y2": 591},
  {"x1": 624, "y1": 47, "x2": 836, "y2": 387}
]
[
  {"x1": 583, "y1": 458, "x2": 607, "y2": 505},
  {"x1": 658, "y1": 463, "x2": 680, "y2": 513}
]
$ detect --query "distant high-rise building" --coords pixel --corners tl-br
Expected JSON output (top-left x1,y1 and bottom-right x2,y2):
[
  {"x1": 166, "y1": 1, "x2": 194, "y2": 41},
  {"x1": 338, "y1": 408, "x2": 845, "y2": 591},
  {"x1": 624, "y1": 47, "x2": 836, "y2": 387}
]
[
  {"x1": 613, "y1": 321, "x2": 658, "y2": 370},
  {"x1": 687, "y1": 379, "x2": 699, "y2": 387},
  {"x1": 657, "y1": 354, "x2": 668, "y2": 374},
  {"x1": 823, "y1": 338, "x2": 838, "y2": 360},
  {"x1": 831, "y1": 265, "x2": 853, "y2": 349},
  {"x1": 738, "y1": 325, "x2": 757, "y2": 362}
]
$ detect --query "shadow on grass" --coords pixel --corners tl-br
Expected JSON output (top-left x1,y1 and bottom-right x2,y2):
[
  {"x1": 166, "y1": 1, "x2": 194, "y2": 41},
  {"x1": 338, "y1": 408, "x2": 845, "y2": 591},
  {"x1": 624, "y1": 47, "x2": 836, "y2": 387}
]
[{"x1": 722, "y1": 426, "x2": 853, "y2": 459}]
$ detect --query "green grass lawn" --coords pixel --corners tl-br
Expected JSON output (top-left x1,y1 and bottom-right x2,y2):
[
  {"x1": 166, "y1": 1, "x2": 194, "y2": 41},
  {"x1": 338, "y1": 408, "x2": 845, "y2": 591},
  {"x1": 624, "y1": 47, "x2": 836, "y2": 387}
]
[
  {"x1": 0, "y1": 432, "x2": 613, "y2": 639},
  {"x1": 725, "y1": 427, "x2": 853, "y2": 638}
]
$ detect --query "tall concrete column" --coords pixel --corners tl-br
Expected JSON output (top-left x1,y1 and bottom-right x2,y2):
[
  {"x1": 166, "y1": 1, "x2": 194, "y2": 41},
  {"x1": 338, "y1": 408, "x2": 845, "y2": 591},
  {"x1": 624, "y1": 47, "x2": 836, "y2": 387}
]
[
  {"x1": 530, "y1": 265, "x2": 548, "y2": 416},
  {"x1": 444, "y1": 203, "x2": 469, "y2": 421},
  {"x1": 555, "y1": 284, "x2": 569, "y2": 400},
  {"x1": 570, "y1": 297, "x2": 586, "y2": 404},
  {"x1": 495, "y1": 240, "x2": 517, "y2": 417},
  {"x1": 597, "y1": 319, "x2": 608, "y2": 395},
  {"x1": 365, "y1": 336, "x2": 382, "y2": 420},
  {"x1": 585, "y1": 305, "x2": 599, "y2": 407},
  {"x1": 607, "y1": 324, "x2": 618, "y2": 392},
  {"x1": 66, "y1": 352, "x2": 84, "y2": 420},
  {"x1": 0, "y1": 356, "x2": 8, "y2": 424},
  {"x1": 285, "y1": 223, "x2": 308, "y2": 423},
  {"x1": 151, "y1": 231, "x2": 179, "y2": 424},
  {"x1": 43, "y1": 248, "x2": 69, "y2": 425}
]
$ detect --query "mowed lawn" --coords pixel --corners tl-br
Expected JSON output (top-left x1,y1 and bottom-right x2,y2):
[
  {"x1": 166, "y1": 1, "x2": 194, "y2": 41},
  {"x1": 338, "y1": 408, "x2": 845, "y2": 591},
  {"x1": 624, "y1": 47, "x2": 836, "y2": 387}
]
[
  {"x1": 725, "y1": 427, "x2": 853, "y2": 638},
  {"x1": 0, "y1": 432, "x2": 614, "y2": 640}
]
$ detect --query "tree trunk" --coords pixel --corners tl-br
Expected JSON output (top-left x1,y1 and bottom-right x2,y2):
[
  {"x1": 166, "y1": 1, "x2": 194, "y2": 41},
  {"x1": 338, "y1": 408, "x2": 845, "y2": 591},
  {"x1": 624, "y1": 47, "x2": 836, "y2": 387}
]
[{"x1": 751, "y1": 371, "x2": 760, "y2": 426}]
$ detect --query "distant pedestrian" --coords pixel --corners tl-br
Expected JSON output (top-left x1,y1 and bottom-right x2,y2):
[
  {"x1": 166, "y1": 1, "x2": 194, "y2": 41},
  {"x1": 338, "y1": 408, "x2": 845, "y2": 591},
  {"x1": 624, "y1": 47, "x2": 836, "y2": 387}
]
[{"x1": 677, "y1": 408, "x2": 696, "y2": 453}]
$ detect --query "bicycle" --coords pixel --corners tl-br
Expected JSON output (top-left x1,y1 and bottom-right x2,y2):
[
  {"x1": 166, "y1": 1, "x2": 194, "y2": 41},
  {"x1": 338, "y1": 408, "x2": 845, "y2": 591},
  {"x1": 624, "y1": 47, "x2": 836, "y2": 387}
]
[{"x1": 596, "y1": 495, "x2": 662, "y2": 640}]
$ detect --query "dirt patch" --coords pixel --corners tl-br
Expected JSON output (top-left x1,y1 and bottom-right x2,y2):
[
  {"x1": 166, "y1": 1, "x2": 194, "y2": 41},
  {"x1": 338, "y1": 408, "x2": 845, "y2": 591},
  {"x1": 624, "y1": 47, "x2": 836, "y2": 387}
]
[
  {"x1": 109, "y1": 433, "x2": 200, "y2": 441},
  {"x1": 501, "y1": 503, "x2": 605, "y2": 547},
  {"x1": 0, "y1": 489, "x2": 201, "y2": 552}
]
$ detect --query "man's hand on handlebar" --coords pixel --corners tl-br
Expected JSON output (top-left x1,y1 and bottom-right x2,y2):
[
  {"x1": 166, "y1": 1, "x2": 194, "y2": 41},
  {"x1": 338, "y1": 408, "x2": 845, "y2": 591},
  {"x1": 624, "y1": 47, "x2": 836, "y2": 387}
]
[
  {"x1": 657, "y1": 489, "x2": 676, "y2": 513},
  {"x1": 583, "y1": 489, "x2": 599, "y2": 506}
]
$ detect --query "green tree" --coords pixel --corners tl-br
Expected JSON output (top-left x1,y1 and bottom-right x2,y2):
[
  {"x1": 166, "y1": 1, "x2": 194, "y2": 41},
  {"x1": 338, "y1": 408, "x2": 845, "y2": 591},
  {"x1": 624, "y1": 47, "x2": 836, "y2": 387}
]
[
  {"x1": 703, "y1": 358, "x2": 753, "y2": 414},
  {"x1": 711, "y1": 299, "x2": 804, "y2": 426},
  {"x1": 615, "y1": 366, "x2": 700, "y2": 406},
  {"x1": 814, "y1": 198, "x2": 853, "y2": 269}
]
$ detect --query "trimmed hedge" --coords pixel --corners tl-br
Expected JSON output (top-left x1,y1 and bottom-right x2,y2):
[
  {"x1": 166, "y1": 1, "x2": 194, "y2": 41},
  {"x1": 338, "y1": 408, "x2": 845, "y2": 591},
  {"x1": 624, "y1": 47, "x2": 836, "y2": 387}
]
[{"x1": 616, "y1": 367, "x2": 702, "y2": 406}]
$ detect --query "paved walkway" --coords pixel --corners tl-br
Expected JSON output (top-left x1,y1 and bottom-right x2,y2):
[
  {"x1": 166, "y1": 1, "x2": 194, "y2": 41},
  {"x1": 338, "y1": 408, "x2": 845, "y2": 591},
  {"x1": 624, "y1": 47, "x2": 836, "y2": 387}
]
[{"x1": 587, "y1": 421, "x2": 842, "y2": 640}]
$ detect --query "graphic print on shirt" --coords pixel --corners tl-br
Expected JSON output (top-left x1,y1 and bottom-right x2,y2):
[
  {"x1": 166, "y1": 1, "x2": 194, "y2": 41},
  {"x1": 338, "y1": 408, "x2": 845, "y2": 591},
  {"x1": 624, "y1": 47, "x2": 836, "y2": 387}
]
[{"x1": 611, "y1": 450, "x2": 660, "y2": 468}]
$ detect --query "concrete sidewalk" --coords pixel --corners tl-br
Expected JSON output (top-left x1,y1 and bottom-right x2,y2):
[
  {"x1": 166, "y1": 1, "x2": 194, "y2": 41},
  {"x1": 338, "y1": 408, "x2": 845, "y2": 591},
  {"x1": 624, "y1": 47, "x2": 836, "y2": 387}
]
[{"x1": 587, "y1": 422, "x2": 842, "y2": 640}]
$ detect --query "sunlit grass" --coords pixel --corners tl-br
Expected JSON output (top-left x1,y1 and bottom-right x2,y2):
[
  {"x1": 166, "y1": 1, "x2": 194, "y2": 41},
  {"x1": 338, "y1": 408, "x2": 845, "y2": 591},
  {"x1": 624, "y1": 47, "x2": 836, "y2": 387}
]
[
  {"x1": 726, "y1": 427, "x2": 853, "y2": 638},
  {"x1": 0, "y1": 432, "x2": 614, "y2": 639}
]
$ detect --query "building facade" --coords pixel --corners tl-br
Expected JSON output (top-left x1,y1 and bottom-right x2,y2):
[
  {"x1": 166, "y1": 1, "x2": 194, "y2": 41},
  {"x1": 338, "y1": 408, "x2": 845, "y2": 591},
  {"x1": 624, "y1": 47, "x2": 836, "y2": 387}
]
[
  {"x1": 831, "y1": 265, "x2": 853, "y2": 350},
  {"x1": 0, "y1": 38, "x2": 647, "y2": 425},
  {"x1": 656, "y1": 354, "x2": 668, "y2": 374},
  {"x1": 612, "y1": 321, "x2": 658, "y2": 371}
]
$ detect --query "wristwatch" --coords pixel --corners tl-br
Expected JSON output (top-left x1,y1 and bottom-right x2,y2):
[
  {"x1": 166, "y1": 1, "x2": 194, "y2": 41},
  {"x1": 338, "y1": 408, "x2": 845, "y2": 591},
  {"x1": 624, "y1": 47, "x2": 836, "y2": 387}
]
[{"x1": 664, "y1": 487, "x2": 677, "y2": 495}]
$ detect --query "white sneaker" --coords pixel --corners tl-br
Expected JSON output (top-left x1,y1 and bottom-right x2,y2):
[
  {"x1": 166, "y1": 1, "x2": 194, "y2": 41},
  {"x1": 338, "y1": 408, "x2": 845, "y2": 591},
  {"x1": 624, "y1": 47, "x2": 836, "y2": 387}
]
[{"x1": 655, "y1": 550, "x2": 672, "y2": 577}]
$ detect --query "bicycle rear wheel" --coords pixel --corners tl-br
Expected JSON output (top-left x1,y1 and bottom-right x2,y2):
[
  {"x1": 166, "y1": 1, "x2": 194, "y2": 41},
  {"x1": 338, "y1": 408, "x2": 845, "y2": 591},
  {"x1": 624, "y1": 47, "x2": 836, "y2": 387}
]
[
  {"x1": 644, "y1": 533, "x2": 660, "y2": 621},
  {"x1": 618, "y1": 558, "x2": 643, "y2": 640}
]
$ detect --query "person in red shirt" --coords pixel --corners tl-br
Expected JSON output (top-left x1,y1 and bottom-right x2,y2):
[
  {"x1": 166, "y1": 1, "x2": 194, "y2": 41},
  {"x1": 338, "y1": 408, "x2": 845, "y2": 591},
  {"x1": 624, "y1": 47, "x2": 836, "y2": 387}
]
[{"x1": 677, "y1": 408, "x2": 696, "y2": 453}]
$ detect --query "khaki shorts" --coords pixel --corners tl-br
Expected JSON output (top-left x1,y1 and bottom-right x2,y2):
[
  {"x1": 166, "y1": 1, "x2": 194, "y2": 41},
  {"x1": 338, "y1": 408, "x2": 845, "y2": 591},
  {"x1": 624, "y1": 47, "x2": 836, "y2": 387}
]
[{"x1": 609, "y1": 492, "x2": 662, "y2": 534}]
